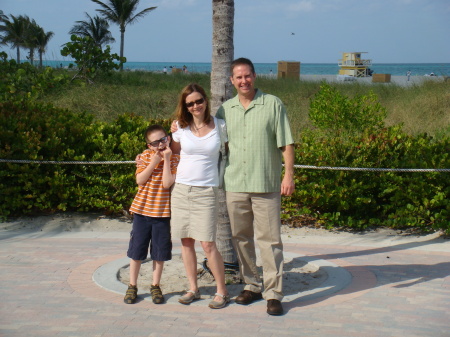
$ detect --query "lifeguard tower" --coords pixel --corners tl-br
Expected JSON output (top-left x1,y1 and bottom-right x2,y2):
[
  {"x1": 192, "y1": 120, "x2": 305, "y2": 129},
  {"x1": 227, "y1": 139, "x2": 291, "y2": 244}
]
[{"x1": 338, "y1": 52, "x2": 372, "y2": 77}]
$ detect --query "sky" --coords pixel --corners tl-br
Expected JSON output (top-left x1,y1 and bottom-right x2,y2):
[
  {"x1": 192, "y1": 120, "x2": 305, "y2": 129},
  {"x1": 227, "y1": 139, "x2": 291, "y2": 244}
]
[{"x1": 1, "y1": 0, "x2": 449, "y2": 64}]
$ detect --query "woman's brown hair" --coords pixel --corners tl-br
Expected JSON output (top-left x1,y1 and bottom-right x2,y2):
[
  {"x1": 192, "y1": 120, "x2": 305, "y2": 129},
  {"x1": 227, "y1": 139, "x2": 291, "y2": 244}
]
[{"x1": 174, "y1": 83, "x2": 211, "y2": 128}]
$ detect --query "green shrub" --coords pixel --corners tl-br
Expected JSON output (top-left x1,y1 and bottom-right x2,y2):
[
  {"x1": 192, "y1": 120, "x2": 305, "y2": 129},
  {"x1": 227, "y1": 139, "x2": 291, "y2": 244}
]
[
  {"x1": 0, "y1": 100, "x2": 171, "y2": 217},
  {"x1": 1, "y1": 91, "x2": 448, "y2": 234},
  {"x1": 60, "y1": 35, "x2": 125, "y2": 83},
  {"x1": 309, "y1": 83, "x2": 386, "y2": 135},
  {"x1": 0, "y1": 51, "x2": 68, "y2": 103},
  {"x1": 0, "y1": 100, "x2": 96, "y2": 216},
  {"x1": 282, "y1": 84, "x2": 450, "y2": 234},
  {"x1": 285, "y1": 127, "x2": 449, "y2": 233}
]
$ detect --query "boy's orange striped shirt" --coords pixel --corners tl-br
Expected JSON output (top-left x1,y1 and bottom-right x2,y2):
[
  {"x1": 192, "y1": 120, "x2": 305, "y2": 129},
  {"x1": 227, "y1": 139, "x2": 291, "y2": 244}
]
[{"x1": 129, "y1": 149, "x2": 180, "y2": 218}]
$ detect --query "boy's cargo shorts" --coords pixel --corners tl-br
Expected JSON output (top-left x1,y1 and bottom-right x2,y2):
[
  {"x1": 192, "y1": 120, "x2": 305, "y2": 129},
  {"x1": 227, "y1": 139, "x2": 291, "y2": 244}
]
[{"x1": 127, "y1": 214, "x2": 172, "y2": 261}]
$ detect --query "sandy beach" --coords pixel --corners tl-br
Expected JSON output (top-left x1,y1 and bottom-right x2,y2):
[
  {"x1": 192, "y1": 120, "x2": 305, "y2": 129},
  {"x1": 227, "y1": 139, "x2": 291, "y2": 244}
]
[{"x1": 292, "y1": 74, "x2": 445, "y2": 87}]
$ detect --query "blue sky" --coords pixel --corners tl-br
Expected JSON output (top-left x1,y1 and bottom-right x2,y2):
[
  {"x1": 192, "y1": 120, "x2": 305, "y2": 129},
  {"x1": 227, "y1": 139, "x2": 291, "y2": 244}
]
[{"x1": 1, "y1": 0, "x2": 449, "y2": 63}]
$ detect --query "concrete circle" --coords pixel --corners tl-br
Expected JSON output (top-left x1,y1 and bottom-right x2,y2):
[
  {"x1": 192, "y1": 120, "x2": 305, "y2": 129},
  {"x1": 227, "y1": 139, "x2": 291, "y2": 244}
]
[{"x1": 93, "y1": 249, "x2": 352, "y2": 306}]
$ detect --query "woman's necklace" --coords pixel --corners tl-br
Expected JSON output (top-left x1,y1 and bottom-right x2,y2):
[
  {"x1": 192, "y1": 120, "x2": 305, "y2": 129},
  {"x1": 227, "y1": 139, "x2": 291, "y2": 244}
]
[{"x1": 192, "y1": 123, "x2": 206, "y2": 132}]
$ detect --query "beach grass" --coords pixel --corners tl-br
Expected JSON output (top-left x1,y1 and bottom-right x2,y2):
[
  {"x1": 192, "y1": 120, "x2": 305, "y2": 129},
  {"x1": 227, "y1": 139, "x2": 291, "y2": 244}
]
[{"x1": 42, "y1": 71, "x2": 450, "y2": 140}]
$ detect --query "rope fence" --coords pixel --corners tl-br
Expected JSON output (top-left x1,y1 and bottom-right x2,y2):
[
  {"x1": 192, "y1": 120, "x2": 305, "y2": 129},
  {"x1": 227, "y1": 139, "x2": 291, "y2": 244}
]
[{"x1": 1, "y1": 159, "x2": 449, "y2": 172}]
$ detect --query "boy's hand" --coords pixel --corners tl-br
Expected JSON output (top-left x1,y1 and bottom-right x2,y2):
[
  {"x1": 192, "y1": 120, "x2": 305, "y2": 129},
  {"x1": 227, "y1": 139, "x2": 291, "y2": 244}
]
[
  {"x1": 135, "y1": 154, "x2": 142, "y2": 168},
  {"x1": 161, "y1": 146, "x2": 172, "y2": 161},
  {"x1": 151, "y1": 152, "x2": 163, "y2": 165},
  {"x1": 170, "y1": 120, "x2": 178, "y2": 133}
]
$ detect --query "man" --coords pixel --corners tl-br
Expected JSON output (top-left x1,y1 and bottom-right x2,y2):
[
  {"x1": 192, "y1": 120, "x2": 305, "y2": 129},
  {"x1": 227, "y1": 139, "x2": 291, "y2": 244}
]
[{"x1": 216, "y1": 57, "x2": 295, "y2": 315}]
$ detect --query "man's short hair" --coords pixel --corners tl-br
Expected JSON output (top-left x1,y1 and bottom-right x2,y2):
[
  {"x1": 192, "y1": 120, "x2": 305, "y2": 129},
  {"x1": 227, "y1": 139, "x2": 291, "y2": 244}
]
[{"x1": 231, "y1": 57, "x2": 255, "y2": 75}]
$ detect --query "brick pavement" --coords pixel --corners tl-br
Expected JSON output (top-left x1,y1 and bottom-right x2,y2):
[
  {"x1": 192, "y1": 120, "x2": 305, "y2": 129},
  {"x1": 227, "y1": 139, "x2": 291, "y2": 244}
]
[{"x1": 0, "y1": 229, "x2": 449, "y2": 337}]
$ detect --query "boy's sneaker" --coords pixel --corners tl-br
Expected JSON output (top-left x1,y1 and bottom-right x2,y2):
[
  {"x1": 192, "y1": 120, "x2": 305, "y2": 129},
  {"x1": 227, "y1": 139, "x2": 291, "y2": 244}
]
[
  {"x1": 124, "y1": 284, "x2": 138, "y2": 304},
  {"x1": 150, "y1": 285, "x2": 164, "y2": 304}
]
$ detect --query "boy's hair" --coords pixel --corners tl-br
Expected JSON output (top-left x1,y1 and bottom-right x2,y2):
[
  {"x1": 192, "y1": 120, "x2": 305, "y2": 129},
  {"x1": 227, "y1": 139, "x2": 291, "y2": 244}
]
[
  {"x1": 230, "y1": 57, "x2": 256, "y2": 75},
  {"x1": 144, "y1": 125, "x2": 167, "y2": 142}
]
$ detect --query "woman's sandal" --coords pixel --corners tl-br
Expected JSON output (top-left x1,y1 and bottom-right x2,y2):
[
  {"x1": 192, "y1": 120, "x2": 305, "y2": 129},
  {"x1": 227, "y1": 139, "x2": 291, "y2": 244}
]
[
  {"x1": 208, "y1": 293, "x2": 231, "y2": 309},
  {"x1": 178, "y1": 290, "x2": 201, "y2": 304}
]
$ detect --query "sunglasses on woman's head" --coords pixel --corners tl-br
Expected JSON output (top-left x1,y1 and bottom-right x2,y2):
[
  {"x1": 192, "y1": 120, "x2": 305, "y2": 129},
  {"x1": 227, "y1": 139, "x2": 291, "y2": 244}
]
[{"x1": 185, "y1": 98, "x2": 205, "y2": 108}]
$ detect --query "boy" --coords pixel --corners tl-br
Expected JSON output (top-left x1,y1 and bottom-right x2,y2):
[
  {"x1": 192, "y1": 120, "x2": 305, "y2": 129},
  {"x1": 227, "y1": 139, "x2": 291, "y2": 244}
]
[{"x1": 124, "y1": 125, "x2": 179, "y2": 304}]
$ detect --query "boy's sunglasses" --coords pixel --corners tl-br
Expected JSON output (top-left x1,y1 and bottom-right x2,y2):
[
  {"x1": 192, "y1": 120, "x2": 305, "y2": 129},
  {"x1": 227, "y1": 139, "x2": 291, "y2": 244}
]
[{"x1": 147, "y1": 136, "x2": 168, "y2": 147}]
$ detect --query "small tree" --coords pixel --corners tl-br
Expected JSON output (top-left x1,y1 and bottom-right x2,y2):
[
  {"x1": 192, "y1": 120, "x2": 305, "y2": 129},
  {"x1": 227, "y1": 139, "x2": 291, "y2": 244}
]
[
  {"x1": 35, "y1": 26, "x2": 54, "y2": 68},
  {"x1": 309, "y1": 83, "x2": 387, "y2": 136},
  {"x1": 92, "y1": 0, "x2": 157, "y2": 70},
  {"x1": 0, "y1": 14, "x2": 27, "y2": 63},
  {"x1": 61, "y1": 34, "x2": 125, "y2": 83}
]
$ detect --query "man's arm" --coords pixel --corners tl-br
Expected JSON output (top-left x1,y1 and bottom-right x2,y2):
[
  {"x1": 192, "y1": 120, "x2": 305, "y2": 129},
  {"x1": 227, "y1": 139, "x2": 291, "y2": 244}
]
[{"x1": 280, "y1": 144, "x2": 295, "y2": 196}]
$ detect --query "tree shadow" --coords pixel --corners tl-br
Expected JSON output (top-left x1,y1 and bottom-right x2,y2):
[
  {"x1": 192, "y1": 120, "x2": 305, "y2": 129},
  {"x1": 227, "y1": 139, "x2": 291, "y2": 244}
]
[
  {"x1": 282, "y1": 236, "x2": 450, "y2": 312},
  {"x1": 304, "y1": 236, "x2": 448, "y2": 262}
]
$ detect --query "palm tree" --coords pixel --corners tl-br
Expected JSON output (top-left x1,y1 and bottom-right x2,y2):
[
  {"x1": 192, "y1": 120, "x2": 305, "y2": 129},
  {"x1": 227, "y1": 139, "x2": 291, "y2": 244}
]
[
  {"x1": 69, "y1": 12, "x2": 115, "y2": 49},
  {"x1": 0, "y1": 10, "x2": 6, "y2": 46},
  {"x1": 0, "y1": 14, "x2": 27, "y2": 63},
  {"x1": 211, "y1": 0, "x2": 236, "y2": 264},
  {"x1": 35, "y1": 26, "x2": 54, "y2": 68},
  {"x1": 91, "y1": 0, "x2": 156, "y2": 69},
  {"x1": 22, "y1": 16, "x2": 40, "y2": 65},
  {"x1": 0, "y1": 10, "x2": 7, "y2": 22}
]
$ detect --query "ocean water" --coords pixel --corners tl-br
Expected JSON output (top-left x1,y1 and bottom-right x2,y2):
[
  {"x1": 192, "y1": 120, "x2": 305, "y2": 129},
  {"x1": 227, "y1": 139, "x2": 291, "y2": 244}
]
[{"x1": 43, "y1": 60, "x2": 449, "y2": 77}]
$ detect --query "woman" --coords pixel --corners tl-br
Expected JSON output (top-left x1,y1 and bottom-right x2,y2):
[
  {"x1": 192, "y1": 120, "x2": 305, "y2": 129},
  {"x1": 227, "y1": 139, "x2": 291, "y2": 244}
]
[{"x1": 171, "y1": 83, "x2": 229, "y2": 309}]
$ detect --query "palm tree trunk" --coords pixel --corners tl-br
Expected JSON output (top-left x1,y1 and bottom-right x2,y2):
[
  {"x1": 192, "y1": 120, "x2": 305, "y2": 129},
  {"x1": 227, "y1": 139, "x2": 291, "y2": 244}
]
[
  {"x1": 119, "y1": 27, "x2": 125, "y2": 70},
  {"x1": 16, "y1": 46, "x2": 20, "y2": 64},
  {"x1": 211, "y1": 0, "x2": 235, "y2": 113},
  {"x1": 29, "y1": 48, "x2": 34, "y2": 65},
  {"x1": 211, "y1": 0, "x2": 236, "y2": 264}
]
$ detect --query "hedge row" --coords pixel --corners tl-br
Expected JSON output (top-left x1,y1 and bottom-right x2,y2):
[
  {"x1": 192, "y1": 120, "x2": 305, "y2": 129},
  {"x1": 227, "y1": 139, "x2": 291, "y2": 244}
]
[
  {"x1": 285, "y1": 127, "x2": 449, "y2": 233},
  {"x1": 0, "y1": 100, "x2": 169, "y2": 217},
  {"x1": 1, "y1": 100, "x2": 449, "y2": 233}
]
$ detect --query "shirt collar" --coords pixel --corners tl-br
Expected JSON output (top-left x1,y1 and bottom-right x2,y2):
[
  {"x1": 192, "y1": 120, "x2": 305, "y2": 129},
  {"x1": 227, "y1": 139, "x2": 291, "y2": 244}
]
[{"x1": 230, "y1": 89, "x2": 264, "y2": 109}]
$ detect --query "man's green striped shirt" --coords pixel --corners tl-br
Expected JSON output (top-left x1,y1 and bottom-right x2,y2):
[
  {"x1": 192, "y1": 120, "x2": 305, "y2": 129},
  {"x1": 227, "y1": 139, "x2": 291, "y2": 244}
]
[{"x1": 216, "y1": 89, "x2": 294, "y2": 193}]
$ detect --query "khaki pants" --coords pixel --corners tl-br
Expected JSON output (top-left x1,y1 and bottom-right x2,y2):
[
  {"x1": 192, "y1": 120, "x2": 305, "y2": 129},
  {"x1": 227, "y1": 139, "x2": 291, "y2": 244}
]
[{"x1": 226, "y1": 192, "x2": 283, "y2": 301}]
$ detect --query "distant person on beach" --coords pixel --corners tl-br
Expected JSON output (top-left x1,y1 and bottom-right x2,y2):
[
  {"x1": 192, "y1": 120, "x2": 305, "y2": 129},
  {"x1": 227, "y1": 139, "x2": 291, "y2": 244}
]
[
  {"x1": 407, "y1": 70, "x2": 411, "y2": 81},
  {"x1": 216, "y1": 57, "x2": 295, "y2": 316},
  {"x1": 125, "y1": 125, "x2": 180, "y2": 305},
  {"x1": 170, "y1": 83, "x2": 230, "y2": 309},
  {"x1": 163, "y1": 66, "x2": 167, "y2": 74}
]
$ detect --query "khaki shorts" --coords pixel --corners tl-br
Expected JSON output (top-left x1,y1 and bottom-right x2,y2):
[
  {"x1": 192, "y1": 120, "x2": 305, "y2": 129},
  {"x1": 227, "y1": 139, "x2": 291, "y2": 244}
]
[{"x1": 171, "y1": 183, "x2": 218, "y2": 242}]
